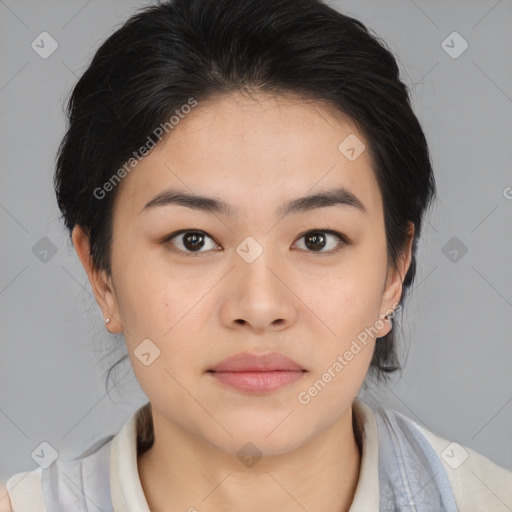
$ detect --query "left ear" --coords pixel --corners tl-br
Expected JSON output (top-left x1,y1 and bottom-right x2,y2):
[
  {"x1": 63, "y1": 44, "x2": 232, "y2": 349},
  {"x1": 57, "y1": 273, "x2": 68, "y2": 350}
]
[{"x1": 376, "y1": 221, "x2": 415, "y2": 337}]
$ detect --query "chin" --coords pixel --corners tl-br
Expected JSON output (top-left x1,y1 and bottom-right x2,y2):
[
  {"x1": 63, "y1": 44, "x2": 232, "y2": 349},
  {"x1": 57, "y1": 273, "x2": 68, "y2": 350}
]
[{"x1": 209, "y1": 418, "x2": 314, "y2": 458}]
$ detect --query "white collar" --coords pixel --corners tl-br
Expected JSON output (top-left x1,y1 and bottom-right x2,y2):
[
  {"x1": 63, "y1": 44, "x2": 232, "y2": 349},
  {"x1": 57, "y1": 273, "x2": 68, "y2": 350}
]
[{"x1": 109, "y1": 397, "x2": 380, "y2": 511}]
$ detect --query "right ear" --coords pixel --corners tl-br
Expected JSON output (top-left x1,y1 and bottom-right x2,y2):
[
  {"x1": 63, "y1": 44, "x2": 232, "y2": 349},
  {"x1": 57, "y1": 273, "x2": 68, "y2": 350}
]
[{"x1": 71, "y1": 225, "x2": 123, "y2": 334}]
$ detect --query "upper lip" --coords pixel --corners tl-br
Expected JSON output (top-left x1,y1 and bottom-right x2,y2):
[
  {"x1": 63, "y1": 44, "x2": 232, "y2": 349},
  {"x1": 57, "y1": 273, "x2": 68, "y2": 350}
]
[{"x1": 208, "y1": 352, "x2": 305, "y2": 372}]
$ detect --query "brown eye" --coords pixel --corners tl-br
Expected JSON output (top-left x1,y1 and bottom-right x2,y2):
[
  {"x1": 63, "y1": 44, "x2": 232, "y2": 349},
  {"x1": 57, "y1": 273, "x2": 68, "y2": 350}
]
[
  {"x1": 294, "y1": 230, "x2": 347, "y2": 253},
  {"x1": 165, "y1": 230, "x2": 218, "y2": 254}
]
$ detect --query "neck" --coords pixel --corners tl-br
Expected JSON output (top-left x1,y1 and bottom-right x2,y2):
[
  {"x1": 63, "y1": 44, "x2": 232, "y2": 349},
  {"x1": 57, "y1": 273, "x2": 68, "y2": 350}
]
[{"x1": 137, "y1": 402, "x2": 363, "y2": 512}]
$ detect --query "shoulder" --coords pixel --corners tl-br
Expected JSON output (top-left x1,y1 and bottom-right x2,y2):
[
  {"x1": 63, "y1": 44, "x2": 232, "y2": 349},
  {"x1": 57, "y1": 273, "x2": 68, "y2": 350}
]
[
  {"x1": 407, "y1": 415, "x2": 512, "y2": 511},
  {"x1": 358, "y1": 398, "x2": 512, "y2": 511},
  {"x1": 2, "y1": 469, "x2": 46, "y2": 512},
  {"x1": 0, "y1": 406, "x2": 144, "y2": 512}
]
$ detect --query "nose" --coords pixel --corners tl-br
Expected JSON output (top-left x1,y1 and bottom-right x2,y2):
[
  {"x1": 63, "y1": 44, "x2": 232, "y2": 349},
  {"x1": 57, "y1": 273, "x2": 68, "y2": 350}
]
[{"x1": 219, "y1": 244, "x2": 298, "y2": 335}]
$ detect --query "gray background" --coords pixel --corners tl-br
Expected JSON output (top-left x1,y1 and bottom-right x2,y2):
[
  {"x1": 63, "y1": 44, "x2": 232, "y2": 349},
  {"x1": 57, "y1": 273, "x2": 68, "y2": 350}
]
[{"x1": 1, "y1": 0, "x2": 511, "y2": 485}]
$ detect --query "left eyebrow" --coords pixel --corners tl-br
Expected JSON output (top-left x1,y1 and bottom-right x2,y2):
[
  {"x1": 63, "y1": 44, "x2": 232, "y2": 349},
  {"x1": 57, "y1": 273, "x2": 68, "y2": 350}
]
[{"x1": 140, "y1": 186, "x2": 368, "y2": 216}]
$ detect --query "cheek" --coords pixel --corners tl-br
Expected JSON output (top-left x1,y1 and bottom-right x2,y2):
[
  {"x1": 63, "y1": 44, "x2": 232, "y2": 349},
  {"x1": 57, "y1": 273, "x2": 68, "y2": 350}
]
[
  {"x1": 295, "y1": 348, "x2": 369, "y2": 429},
  {"x1": 111, "y1": 238, "x2": 197, "y2": 337},
  {"x1": 113, "y1": 269, "x2": 168, "y2": 337},
  {"x1": 311, "y1": 257, "x2": 386, "y2": 334},
  {"x1": 299, "y1": 250, "x2": 386, "y2": 381},
  {"x1": 296, "y1": 277, "x2": 380, "y2": 412},
  {"x1": 112, "y1": 254, "x2": 212, "y2": 376}
]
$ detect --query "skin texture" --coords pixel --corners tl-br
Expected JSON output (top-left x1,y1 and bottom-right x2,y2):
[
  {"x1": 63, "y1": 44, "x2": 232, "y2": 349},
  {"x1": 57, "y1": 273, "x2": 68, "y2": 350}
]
[{"x1": 73, "y1": 92, "x2": 414, "y2": 512}]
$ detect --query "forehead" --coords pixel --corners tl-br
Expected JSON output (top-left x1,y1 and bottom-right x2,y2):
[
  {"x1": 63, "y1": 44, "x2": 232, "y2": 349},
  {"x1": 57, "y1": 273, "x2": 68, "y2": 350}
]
[{"x1": 113, "y1": 92, "x2": 382, "y2": 220}]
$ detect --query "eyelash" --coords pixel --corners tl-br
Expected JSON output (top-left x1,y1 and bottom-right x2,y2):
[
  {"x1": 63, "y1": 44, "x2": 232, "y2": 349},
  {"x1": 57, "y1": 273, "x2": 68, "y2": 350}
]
[{"x1": 163, "y1": 229, "x2": 349, "y2": 257}]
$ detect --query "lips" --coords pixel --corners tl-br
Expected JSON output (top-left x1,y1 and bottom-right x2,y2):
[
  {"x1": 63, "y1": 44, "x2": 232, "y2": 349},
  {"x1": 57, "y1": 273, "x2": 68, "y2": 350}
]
[
  {"x1": 208, "y1": 352, "x2": 305, "y2": 372},
  {"x1": 207, "y1": 352, "x2": 306, "y2": 394}
]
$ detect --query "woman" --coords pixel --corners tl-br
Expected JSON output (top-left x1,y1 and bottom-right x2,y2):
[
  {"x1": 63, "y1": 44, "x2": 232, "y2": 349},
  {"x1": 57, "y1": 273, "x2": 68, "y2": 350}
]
[{"x1": 3, "y1": 0, "x2": 511, "y2": 510}]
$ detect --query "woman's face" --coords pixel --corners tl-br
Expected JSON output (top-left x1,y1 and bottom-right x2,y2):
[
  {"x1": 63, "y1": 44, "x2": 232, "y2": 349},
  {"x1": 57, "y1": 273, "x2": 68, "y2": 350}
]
[{"x1": 79, "y1": 92, "x2": 412, "y2": 456}]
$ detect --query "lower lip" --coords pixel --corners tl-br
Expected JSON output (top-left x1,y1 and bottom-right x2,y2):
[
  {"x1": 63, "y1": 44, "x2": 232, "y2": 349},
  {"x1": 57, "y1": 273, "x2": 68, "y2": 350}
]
[{"x1": 208, "y1": 370, "x2": 306, "y2": 393}]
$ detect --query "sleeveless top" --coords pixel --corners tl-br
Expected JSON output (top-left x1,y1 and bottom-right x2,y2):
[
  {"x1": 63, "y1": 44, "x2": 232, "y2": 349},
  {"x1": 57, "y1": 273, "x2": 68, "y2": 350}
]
[{"x1": 8, "y1": 398, "x2": 512, "y2": 510}]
